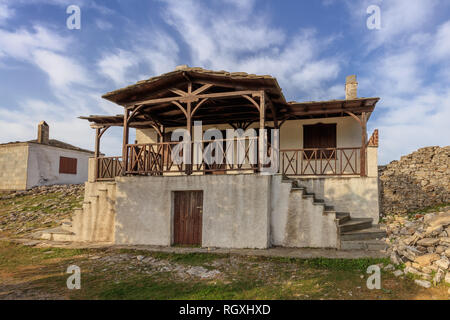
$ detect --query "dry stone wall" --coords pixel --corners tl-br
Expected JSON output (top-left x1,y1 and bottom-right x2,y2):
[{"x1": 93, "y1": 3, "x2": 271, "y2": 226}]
[{"x1": 380, "y1": 146, "x2": 450, "y2": 216}]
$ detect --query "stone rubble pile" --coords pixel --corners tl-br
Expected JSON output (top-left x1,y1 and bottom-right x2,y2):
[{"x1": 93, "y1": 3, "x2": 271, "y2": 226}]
[
  {"x1": 379, "y1": 146, "x2": 450, "y2": 217},
  {"x1": 0, "y1": 184, "x2": 84, "y2": 236},
  {"x1": 386, "y1": 205, "x2": 450, "y2": 288},
  {"x1": 92, "y1": 253, "x2": 222, "y2": 280}
]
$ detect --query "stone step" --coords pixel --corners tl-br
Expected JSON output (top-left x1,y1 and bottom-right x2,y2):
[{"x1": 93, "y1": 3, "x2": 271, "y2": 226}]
[
  {"x1": 336, "y1": 212, "x2": 351, "y2": 224},
  {"x1": 340, "y1": 239, "x2": 388, "y2": 251},
  {"x1": 61, "y1": 220, "x2": 73, "y2": 232},
  {"x1": 339, "y1": 218, "x2": 373, "y2": 233},
  {"x1": 40, "y1": 226, "x2": 74, "y2": 241},
  {"x1": 340, "y1": 226, "x2": 387, "y2": 241}
]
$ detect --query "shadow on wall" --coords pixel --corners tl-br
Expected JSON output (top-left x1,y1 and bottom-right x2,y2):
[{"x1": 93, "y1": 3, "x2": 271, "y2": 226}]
[
  {"x1": 321, "y1": 179, "x2": 379, "y2": 221},
  {"x1": 294, "y1": 177, "x2": 380, "y2": 222}
]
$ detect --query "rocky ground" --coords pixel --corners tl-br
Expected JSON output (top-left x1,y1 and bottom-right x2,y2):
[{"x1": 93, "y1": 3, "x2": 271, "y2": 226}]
[
  {"x1": 0, "y1": 185, "x2": 84, "y2": 237},
  {"x1": 385, "y1": 205, "x2": 450, "y2": 291}
]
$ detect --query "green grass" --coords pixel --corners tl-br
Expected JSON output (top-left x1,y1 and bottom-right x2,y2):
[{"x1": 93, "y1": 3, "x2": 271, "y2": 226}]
[
  {"x1": 266, "y1": 256, "x2": 390, "y2": 271},
  {"x1": 407, "y1": 203, "x2": 450, "y2": 220},
  {"x1": 0, "y1": 241, "x2": 87, "y2": 271},
  {"x1": 1, "y1": 240, "x2": 449, "y2": 300}
]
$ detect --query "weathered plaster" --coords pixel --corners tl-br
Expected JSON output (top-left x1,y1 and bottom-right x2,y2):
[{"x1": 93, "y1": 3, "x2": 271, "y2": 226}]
[{"x1": 114, "y1": 174, "x2": 272, "y2": 249}]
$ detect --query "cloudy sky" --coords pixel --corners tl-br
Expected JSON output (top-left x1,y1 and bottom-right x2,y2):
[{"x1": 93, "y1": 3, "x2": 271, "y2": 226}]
[{"x1": 0, "y1": 0, "x2": 449, "y2": 164}]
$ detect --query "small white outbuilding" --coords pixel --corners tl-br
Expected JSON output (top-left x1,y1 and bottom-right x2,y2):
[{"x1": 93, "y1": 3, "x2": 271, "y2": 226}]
[{"x1": 0, "y1": 121, "x2": 94, "y2": 191}]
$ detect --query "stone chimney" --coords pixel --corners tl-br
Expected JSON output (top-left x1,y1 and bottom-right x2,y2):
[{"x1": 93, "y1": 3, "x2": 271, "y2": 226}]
[
  {"x1": 37, "y1": 121, "x2": 49, "y2": 144},
  {"x1": 345, "y1": 75, "x2": 358, "y2": 100}
]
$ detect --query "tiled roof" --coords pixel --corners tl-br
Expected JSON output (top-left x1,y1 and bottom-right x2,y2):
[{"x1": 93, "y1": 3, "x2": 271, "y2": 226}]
[{"x1": 0, "y1": 139, "x2": 94, "y2": 154}]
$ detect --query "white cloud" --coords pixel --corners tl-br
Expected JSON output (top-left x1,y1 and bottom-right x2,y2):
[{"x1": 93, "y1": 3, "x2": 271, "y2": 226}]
[
  {"x1": 97, "y1": 49, "x2": 138, "y2": 86},
  {"x1": 162, "y1": 0, "x2": 341, "y2": 100},
  {"x1": 96, "y1": 30, "x2": 180, "y2": 86},
  {"x1": 346, "y1": 0, "x2": 439, "y2": 51},
  {"x1": 431, "y1": 20, "x2": 450, "y2": 60},
  {"x1": 0, "y1": 25, "x2": 68, "y2": 60},
  {"x1": 0, "y1": 1, "x2": 14, "y2": 25},
  {"x1": 358, "y1": 15, "x2": 450, "y2": 163},
  {"x1": 95, "y1": 19, "x2": 113, "y2": 30},
  {"x1": 33, "y1": 49, "x2": 92, "y2": 89}
]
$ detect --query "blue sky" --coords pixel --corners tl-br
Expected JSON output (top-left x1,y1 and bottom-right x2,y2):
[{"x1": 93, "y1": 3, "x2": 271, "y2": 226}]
[{"x1": 0, "y1": 0, "x2": 449, "y2": 164}]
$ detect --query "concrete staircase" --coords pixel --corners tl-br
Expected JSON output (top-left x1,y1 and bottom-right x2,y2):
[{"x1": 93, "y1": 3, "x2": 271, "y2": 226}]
[
  {"x1": 38, "y1": 182, "x2": 116, "y2": 243},
  {"x1": 287, "y1": 179, "x2": 387, "y2": 250}
]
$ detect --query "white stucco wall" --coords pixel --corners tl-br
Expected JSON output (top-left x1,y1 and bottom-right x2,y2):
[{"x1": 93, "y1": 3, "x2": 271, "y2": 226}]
[
  {"x1": 114, "y1": 174, "x2": 272, "y2": 248},
  {"x1": 136, "y1": 117, "x2": 362, "y2": 148},
  {"x1": 26, "y1": 143, "x2": 92, "y2": 188},
  {"x1": 0, "y1": 144, "x2": 29, "y2": 191},
  {"x1": 270, "y1": 175, "x2": 339, "y2": 248},
  {"x1": 295, "y1": 177, "x2": 380, "y2": 223},
  {"x1": 279, "y1": 117, "x2": 362, "y2": 150}
]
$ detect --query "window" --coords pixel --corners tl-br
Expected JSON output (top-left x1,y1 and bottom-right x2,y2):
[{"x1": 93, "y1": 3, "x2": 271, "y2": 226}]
[
  {"x1": 303, "y1": 123, "x2": 337, "y2": 158},
  {"x1": 59, "y1": 157, "x2": 77, "y2": 174}
]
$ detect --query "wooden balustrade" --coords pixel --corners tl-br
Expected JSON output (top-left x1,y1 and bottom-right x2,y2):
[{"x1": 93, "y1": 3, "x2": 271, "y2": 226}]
[
  {"x1": 96, "y1": 157, "x2": 123, "y2": 180},
  {"x1": 124, "y1": 137, "x2": 260, "y2": 175},
  {"x1": 94, "y1": 144, "x2": 362, "y2": 180},
  {"x1": 280, "y1": 147, "x2": 361, "y2": 176}
]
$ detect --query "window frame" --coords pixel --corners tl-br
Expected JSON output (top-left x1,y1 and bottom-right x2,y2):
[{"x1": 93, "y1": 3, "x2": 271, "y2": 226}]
[
  {"x1": 303, "y1": 123, "x2": 337, "y2": 159},
  {"x1": 59, "y1": 156, "x2": 78, "y2": 175}
]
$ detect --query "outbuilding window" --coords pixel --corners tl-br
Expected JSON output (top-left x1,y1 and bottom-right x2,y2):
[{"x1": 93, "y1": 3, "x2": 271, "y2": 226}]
[{"x1": 59, "y1": 157, "x2": 77, "y2": 174}]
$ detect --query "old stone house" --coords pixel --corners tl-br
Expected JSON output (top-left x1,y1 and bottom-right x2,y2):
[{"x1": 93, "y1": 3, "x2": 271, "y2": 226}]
[
  {"x1": 41, "y1": 67, "x2": 385, "y2": 250},
  {"x1": 0, "y1": 121, "x2": 94, "y2": 191}
]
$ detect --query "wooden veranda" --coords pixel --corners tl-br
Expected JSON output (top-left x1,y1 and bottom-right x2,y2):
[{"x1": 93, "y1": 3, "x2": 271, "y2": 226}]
[{"x1": 80, "y1": 67, "x2": 379, "y2": 180}]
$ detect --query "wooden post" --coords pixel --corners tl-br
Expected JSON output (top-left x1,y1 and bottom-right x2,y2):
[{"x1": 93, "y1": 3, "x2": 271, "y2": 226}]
[
  {"x1": 258, "y1": 91, "x2": 265, "y2": 172},
  {"x1": 185, "y1": 82, "x2": 192, "y2": 175},
  {"x1": 94, "y1": 127, "x2": 100, "y2": 181},
  {"x1": 94, "y1": 128, "x2": 101, "y2": 158},
  {"x1": 122, "y1": 108, "x2": 130, "y2": 175},
  {"x1": 360, "y1": 112, "x2": 367, "y2": 177}
]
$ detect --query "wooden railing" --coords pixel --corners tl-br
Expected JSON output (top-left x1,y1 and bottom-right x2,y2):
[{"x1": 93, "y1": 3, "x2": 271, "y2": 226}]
[
  {"x1": 96, "y1": 157, "x2": 123, "y2": 180},
  {"x1": 125, "y1": 137, "x2": 261, "y2": 175},
  {"x1": 94, "y1": 145, "x2": 362, "y2": 180},
  {"x1": 280, "y1": 148, "x2": 361, "y2": 176}
]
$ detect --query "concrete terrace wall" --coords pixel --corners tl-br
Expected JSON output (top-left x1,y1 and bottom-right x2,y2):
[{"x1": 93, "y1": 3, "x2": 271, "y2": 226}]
[
  {"x1": 0, "y1": 144, "x2": 29, "y2": 191},
  {"x1": 114, "y1": 174, "x2": 272, "y2": 249},
  {"x1": 270, "y1": 175, "x2": 338, "y2": 248},
  {"x1": 26, "y1": 143, "x2": 91, "y2": 189},
  {"x1": 379, "y1": 146, "x2": 450, "y2": 216}
]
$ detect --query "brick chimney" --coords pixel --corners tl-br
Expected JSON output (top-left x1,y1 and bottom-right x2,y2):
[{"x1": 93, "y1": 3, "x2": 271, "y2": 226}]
[
  {"x1": 37, "y1": 121, "x2": 49, "y2": 144},
  {"x1": 345, "y1": 75, "x2": 358, "y2": 100}
]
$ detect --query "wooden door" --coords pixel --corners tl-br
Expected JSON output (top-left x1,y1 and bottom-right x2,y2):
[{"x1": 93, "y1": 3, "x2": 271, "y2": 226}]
[{"x1": 173, "y1": 191, "x2": 203, "y2": 246}]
